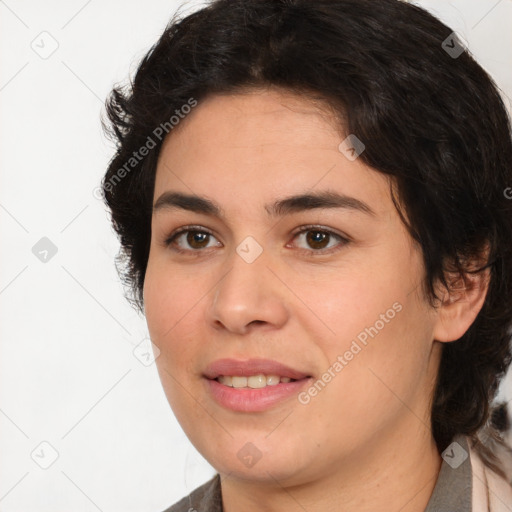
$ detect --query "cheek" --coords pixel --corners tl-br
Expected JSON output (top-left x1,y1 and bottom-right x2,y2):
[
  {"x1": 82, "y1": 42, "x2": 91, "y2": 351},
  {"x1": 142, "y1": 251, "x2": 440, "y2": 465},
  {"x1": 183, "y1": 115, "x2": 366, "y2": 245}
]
[
  {"x1": 307, "y1": 257, "x2": 432, "y2": 396},
  {"x1": 295, "y1": 261, "x2": 408, "y2": 351},
  {"x1": 306, "y1": 301, "x2": 434, "y2": 453},
  {"x1": 143, "y1": 259, "x2": 210, "y2": 406},
  {"x1": 330, "y1": 293, "x2": 433, "y2": 413},
  {"x1": 144, "y1": 258, "x2": 199, "y2": 340},
  {"x1": 144, "y1": 262, "x2": 203, "y2": 410}
]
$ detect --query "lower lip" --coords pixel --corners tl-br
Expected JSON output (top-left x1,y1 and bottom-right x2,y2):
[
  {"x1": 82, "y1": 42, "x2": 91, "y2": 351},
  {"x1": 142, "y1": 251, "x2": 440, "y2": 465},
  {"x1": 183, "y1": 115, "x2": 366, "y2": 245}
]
[{"x1": 204, "y1": 377, "x2": 312, "y2": 412}]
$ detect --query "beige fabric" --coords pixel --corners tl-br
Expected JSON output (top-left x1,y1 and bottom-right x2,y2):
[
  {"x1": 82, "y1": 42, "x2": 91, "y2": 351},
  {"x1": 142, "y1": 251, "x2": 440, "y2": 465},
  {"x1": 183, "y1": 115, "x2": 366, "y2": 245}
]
[{"x1": 469, "y1": 438, "x2": 512, "y2": 511}]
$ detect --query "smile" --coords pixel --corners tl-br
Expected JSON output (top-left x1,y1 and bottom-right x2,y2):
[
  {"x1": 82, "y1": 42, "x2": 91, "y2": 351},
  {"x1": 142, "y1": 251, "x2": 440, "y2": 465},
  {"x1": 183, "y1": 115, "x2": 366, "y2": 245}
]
[{"x1": 216, "y1": 374, "x2": 296, "y2": 388}]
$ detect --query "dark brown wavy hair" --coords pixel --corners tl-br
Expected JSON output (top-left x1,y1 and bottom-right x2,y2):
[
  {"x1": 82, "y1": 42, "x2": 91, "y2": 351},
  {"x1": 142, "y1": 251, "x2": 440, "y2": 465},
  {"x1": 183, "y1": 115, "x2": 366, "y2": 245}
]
[{"x1": 101, "y1": 0, "x2": 512, "y2": 478}]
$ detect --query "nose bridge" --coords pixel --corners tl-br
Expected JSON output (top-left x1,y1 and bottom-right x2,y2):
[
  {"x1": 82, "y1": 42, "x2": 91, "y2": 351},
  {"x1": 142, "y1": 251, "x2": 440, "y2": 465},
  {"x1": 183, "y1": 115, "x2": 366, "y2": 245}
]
[{"x1": 208, "y1": 236, "x2": 288, "y2": 333}]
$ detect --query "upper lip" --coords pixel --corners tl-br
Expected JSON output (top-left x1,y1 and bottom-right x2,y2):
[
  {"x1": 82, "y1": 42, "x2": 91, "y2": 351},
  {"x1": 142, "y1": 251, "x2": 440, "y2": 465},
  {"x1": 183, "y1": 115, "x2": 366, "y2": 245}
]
[{"x1": 203, "y1": 358, "x2": 311, "y2": 380}]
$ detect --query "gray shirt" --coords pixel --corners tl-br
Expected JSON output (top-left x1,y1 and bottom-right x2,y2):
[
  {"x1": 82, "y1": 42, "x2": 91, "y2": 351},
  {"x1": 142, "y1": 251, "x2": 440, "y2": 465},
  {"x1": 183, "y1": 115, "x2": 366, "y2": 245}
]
[{"x1": 164, "y1": 435, "x2": 472, "y2": 512}]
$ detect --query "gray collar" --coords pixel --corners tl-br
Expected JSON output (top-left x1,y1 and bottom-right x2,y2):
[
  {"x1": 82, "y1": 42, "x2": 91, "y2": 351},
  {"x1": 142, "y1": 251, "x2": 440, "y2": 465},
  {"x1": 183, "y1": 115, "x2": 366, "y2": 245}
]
[{"x1": 424, "y1": 434, "x2": 472, "y2": 512}]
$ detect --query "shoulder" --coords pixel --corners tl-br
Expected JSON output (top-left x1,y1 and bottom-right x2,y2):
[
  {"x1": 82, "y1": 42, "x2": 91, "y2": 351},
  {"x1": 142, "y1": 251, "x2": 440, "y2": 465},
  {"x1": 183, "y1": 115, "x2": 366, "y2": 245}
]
[
  {"x1": 467, "y1": 435, "x2": 512, "y2": 512},
  {"x1": 161, "y1": 474, "x2": 222, "y2": 512},
  {"x1": 164, "y1": 473, "x2": 222, "y2": 512}
]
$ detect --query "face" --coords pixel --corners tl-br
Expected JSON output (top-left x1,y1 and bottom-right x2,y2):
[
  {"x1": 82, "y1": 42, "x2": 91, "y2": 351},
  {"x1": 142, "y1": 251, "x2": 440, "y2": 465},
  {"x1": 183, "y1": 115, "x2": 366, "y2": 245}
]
[{"x1": 143, "y1": 87, "x2": 442, "y2": 486}]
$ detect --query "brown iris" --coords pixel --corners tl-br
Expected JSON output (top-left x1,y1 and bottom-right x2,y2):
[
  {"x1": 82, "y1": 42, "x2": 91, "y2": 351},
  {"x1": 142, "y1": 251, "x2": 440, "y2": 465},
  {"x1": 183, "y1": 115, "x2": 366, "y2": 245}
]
[
  {"x1": 186, "y1": 231, "x2": 210, "y2": 249},
  {"x1": 305, "y1": 230, "x2": 330, "y2": 250}
]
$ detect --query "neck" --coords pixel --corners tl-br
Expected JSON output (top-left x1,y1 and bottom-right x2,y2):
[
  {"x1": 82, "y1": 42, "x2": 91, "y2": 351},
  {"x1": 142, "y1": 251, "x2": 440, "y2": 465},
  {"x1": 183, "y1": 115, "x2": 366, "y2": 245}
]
[{"x1": 220, "y1": 423, "x2": 442, "y2": 512}]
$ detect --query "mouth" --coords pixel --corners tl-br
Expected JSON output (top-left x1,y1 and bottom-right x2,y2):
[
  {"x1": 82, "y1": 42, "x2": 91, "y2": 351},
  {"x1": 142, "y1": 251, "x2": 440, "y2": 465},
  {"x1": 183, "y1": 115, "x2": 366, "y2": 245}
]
[
  {"x1": 213, "y1": 374, "x2": 302, "y2": 388},
  {"x1": 203, "y1": 357, "x2": 311, "y2": 381},
  {"x1": 202, "y1": 358, "x2": 313, "y2": 412}
]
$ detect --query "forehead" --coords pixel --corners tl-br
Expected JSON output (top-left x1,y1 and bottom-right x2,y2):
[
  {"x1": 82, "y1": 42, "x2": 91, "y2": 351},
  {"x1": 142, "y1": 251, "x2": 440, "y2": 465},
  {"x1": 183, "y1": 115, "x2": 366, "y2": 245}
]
[
  {"x1": 153, "y1": 88, "x2": 392, "y2": 219},
  {"x1": 159, "y1": 88, "x2": 342, "y2": 155}
]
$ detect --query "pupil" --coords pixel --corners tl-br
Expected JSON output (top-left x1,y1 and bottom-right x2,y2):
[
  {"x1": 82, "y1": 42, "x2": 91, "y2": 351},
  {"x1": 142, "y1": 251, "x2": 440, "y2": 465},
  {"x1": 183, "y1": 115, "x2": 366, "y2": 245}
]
[
  {"x1": 188, "y1": 232, "x2": 208, "y2": 248},
  {"x1": 307, "y1": 231, "x2": 328, "y2": 249}
]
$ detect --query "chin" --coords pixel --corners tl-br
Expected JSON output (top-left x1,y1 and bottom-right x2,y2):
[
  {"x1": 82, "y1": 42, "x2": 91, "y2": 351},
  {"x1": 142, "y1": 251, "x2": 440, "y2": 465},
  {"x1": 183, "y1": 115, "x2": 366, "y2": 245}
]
[
  {"x1": 205, "y1": 444, "x2": 312, "y2": 485},
  {"x1": 217, "y1": 462, "x2": 306, "y2": 485}
]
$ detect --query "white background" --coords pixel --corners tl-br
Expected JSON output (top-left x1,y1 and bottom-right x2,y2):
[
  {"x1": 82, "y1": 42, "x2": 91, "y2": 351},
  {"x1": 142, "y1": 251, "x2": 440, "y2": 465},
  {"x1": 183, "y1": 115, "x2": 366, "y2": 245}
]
[{"x1": 1, "y1": 1, "x2": 511, "y2": 510}]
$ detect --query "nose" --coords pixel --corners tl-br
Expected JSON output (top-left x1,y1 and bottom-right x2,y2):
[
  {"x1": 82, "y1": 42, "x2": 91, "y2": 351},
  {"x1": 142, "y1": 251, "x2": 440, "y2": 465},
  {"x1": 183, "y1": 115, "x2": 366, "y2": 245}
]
[{"x1": 207, "y1": 245, "x2": 290, "y2": 335}]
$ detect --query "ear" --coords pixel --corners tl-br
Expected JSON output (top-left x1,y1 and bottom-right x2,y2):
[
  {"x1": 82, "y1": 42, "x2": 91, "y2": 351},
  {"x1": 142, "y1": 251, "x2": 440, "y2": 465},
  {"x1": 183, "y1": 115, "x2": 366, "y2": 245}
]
[{"x1": 432, "y1": 247, "x2": 491, "y2": 343}]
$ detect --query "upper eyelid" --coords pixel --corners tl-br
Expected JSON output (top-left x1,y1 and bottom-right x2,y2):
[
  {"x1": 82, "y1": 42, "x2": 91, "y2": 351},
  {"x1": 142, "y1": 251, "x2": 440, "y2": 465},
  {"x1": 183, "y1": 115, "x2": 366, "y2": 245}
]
[
  {"x1": 291, "y1": 224, "x2": 348, "y2": 237},
  {"x1": 168, "y1": 224, "x2": 346, "y2": 239}
]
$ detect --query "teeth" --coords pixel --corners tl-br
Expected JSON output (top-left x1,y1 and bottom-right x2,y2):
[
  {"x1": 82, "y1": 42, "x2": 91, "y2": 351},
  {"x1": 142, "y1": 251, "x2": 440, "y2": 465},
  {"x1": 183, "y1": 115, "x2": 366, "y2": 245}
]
[
  {"x1": 266, "y1": 375, "x2": 280, "y2": 386},
  {"x1": 217, "y1": 374, "x2": 295, "y2": 388},
  {"x1": 231, "y1": 376, "x2": 247, "y2": 388},
  {"x1": 247, "y1": 375, "x2": 266, "y2": 389},
  {"x1": 218, "y1": 375, "x2": 233, "y2": 387}
]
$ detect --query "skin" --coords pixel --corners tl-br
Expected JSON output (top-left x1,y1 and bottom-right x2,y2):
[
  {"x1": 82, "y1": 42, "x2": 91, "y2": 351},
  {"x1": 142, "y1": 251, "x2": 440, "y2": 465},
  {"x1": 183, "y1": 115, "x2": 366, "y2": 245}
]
[{"x1": 143, "y1": 87, "x2": 490, "y2": 512}]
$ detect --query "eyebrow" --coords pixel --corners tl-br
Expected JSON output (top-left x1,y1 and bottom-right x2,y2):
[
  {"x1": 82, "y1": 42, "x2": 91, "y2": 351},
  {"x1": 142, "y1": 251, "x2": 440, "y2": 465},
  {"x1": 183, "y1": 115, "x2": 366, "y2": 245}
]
[{"x1": 152, "y1": 190, "x2": 377, "y2": 218}]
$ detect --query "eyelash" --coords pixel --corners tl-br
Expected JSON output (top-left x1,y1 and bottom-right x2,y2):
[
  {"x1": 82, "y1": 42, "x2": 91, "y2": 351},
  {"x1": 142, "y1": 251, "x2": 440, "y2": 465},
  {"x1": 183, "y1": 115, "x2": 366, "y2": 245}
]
[{"x1": 163, "y1": 224, "x2": 350, "y2": 257}]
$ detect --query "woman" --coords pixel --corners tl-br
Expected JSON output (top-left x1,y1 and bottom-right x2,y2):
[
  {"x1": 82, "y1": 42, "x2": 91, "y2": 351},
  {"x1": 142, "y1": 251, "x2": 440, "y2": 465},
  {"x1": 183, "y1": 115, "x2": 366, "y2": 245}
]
[{"x1": 101, "y1": 0, "x2": 512, "y2": 510}]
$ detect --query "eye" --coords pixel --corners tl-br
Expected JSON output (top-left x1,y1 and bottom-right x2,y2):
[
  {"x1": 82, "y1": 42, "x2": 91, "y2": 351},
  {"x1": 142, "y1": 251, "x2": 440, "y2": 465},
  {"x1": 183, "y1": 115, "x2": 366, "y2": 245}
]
[
  {"x1": 164, "y1": 225, "x2": 220, "y2": 255},
  {"x1": 289, "y1": 225, "x2": 350, "y2": 255},
  {"x1": 163, "y1": 225, "x2": 350, "y2": 256}
]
